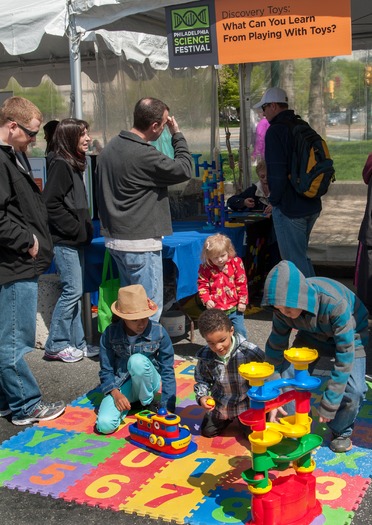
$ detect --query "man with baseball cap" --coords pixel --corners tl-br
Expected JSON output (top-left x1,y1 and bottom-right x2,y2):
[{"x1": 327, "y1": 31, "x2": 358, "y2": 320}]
[{"x1": 253, "y1": 87, "x2": 321, "y2": 277}]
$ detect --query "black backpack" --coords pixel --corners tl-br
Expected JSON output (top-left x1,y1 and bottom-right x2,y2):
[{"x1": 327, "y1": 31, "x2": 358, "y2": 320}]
[{"x1": 284, "y1": 115, "x2": 335, "y2": 198}]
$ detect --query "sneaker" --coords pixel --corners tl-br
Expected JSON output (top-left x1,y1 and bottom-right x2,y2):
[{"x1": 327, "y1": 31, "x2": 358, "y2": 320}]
[
  {"x1": 44, "y1": 346, "x2": 83, "y2": 363},
  {"x1": 330, "y1": 434, "x2": 352, "y2": 453},
  {"x1": 0, "y1": 408, "x2": 11, "y2": 417},
  {"x1": 82, "y1": 345, "x2": 100, "y2": 358},
  {"x1": 12, "y1": 401, "x2": 66, "y2": 426}
]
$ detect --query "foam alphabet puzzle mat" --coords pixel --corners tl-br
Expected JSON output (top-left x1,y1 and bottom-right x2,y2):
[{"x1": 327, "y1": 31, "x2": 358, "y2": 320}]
[{"x1": 0, "y1": 359, "x2": 371, "y2": 525}]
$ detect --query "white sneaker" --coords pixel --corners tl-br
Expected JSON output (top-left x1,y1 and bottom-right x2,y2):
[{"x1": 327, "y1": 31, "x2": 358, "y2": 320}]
[
  {"x1": 82, "y1": 345, "x2": 100, "y2": 358},
  {"x1": 44, "y1": 346, "x2": 83, "y2": 363}
]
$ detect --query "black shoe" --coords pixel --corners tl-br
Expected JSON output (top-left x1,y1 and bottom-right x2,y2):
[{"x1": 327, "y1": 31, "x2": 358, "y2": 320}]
[
  {"x1": 144, "y1": 400, "x2": 160, "y2": 413},
  {"x1": 329, "y1": 434, "x2": 352, "y2": 453}
]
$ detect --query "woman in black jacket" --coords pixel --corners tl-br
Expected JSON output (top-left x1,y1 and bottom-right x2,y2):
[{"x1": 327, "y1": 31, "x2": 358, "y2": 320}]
[{"x1": 43, "y1": 118, "x2": 97, "y2": 363}]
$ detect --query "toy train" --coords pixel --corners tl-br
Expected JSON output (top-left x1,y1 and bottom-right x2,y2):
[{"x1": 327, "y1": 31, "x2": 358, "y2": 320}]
[{"x1": 128, "y1": 407, "x2": 197, "y2": 459}]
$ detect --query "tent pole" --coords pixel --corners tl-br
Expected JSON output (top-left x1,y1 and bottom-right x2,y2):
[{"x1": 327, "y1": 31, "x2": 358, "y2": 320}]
[
  {"x1": 210, "y1": 65, "x2": 219, "y2": 163},
  {"x1": 68, "y1": 8, "x2": 83, "y2": 119},
  {"x1": 238, "y1": 63, "x2": 251, "y2": 189}
]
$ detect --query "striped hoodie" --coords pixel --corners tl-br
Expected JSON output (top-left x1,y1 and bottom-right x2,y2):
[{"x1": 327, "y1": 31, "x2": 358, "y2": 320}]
[{"x1": 261, "y1": 260, "x2": 368, "y2": 420}]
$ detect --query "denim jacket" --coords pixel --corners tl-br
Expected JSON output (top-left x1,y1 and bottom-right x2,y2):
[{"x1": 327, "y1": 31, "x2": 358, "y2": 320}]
[{"x1": 99, "y1": 319, "x2": 176, "y2": 411}]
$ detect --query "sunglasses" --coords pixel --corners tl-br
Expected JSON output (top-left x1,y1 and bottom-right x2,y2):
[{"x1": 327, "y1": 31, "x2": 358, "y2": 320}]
[
  {"x1": 261, "y1": 103, "x2": 271, "y2": 111},
  {"x1": 7, "y1": 118, "x2": 39, "y2": 138}
]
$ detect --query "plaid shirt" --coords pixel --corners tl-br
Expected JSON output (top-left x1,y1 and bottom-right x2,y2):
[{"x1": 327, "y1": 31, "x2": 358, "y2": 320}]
[{"x1": 194, "y1": 335, "x2": 264, "y2": 420}]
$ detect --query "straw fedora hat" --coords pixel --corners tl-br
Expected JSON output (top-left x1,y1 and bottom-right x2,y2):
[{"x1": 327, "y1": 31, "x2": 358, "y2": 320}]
[{"x1": 111, "y1": 284, "x2": 158, "y2": 320}]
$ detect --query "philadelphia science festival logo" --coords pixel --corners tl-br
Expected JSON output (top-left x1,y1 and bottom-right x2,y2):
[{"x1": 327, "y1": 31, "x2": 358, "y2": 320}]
[{"x1": 170, "y1": 4, "x2": 212, "y2": 57}]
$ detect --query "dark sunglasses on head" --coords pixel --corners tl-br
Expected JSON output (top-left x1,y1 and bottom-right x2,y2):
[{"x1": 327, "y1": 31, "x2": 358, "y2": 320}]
[{"x1": 7, "y1": 118, "x2": 38, "y2": 138}]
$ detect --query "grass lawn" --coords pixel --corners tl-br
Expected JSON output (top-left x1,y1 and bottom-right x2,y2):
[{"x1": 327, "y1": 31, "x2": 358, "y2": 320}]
[{"x1": 221, "y1": 139, "x2": 372, "y2": 182}]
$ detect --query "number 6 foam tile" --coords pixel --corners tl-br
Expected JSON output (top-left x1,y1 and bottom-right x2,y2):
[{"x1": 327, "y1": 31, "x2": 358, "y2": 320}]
[{"x1": 4, "y1": 457, "x2": 94, "y2": 498}]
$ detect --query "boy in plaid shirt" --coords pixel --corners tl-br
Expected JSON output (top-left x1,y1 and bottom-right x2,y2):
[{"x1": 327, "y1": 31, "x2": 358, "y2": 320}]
[{"x1": 194, "y1": 309, "x2": 264, "y2": 438}]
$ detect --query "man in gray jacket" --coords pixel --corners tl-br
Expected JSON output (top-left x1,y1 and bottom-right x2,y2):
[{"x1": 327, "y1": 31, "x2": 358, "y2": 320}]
[
  {"x1": 96, "y1": 97, "x2": 193, "y2": 321},
  {"x1": 0, "y1": 96, "x2": 65, "y2": 425}
]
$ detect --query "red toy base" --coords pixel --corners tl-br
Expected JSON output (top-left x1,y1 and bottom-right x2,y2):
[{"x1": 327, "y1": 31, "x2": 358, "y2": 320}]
[{"x1": 247, "y1": 473, "x2": 322, "y2": 525}]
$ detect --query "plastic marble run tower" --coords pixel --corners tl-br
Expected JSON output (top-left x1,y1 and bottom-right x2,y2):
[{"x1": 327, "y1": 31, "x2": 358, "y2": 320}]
[
  {"x1": 193, "y1": 154, "x2": 226, "y2": 228},
  {"x1": 238, "y1": 347, "x2": 324, "y2": 525}
]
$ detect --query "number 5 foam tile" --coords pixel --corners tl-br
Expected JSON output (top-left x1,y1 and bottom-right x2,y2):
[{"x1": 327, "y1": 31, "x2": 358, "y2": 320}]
[
  {"x1": 4, "y1": 456, "x2": 94, "y2": 498},
  {"x1": 48, "y1": 431, "x2": 127, "y2": 466},
  {"x1": 121, "y1": 451, "x2": 240, "y2": 523},
  {"x1": 38, "y1": 405, "x2": 97, "y2": 434},
  {"x1": 186, "y1": 486, "x2": 252, "y2": 525},
  {"x1": 313, "y1": 445, "x2": 372, "y2": 478},
  {"x1": 61, "y1": 442, "x2": 169, "y2": 510},
  {"x1": 0, "y1": 426, "x2": 75, "y2": 455}
]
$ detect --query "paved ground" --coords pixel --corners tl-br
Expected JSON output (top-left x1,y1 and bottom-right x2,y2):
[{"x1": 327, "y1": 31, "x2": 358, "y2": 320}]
[{"x1": 0, "y1": 183, "x2": 371, "y2": 524}]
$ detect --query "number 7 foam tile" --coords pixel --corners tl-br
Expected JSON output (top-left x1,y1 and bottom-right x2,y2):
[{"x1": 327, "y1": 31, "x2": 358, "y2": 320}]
[{"x1": 121, "y1": 451, "x2": 240, "y2": 523}]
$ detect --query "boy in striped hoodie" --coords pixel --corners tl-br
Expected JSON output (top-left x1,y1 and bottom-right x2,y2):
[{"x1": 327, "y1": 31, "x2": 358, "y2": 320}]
[{"x1": 261, "y1": 260, "x2": 368, "y2": 453}]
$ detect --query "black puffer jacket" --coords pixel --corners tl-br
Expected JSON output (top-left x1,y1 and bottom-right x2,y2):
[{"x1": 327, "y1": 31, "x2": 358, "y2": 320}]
[
  {"x1": 0, "y1": 145, "x2": 53, "y2": 285},
  {"x1": 43, "y1": 156, "x2": 93, "y2": 247}
]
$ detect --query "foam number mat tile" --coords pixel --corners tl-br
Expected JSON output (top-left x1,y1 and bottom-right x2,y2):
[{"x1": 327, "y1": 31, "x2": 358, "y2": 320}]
[
  {"x1": 314, "y1": 445, "x2": 372, "y2": 478},
  {"x1": 174, "y1": 360, "x2": 196, "y2": 377},
  {"x1": 197, "y1": 432, "x2": 251, "y2": 458},
  {"x1": 61, "y1": 442, "x2": 170, "y2": 509},
  {"x1": 187, "y1": 486, "x2": 252, "y2": 525},
  {"x1": 70, "y1": 387, "x2": 104, "y2": 410},
  {"x1": 38, "y1": 405, "x2": 98, "y2": 433},
  {"x1": 175, "y1": 377, "x2": 197, "y2": 401},
  {"x1": 176, "y1": 403, "x2": 205, "y2": 434},
  {"x1": 314, "y1": 468, "x2": 371, "y2": 511},
  {"x1": 0, "y1": 449, "x2": 41, "y2": 485},
  {"x1": 48, "y1": 432, "x2": 127, "y2": 466},
  {"x1": 321, "y1": 505, "x2": 354, "y2": 525},
  {"x1": 0, "y1": 426, "x2": 75, "y2": 455},
  {"x1": 351, "y1": 421, "x2": 372, "y2": 448},
  {"x1": 4, "y1": 456, "x2": 94, "y2": 497},
  {"x1": 121, "y1": 451, "x2": 241, "y2": 523}
]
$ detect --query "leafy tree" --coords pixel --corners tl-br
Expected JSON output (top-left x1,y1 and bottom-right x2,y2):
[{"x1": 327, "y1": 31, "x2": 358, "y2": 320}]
[{"x1": 4, "y1": 78, "x2": 68, "y2": 120}]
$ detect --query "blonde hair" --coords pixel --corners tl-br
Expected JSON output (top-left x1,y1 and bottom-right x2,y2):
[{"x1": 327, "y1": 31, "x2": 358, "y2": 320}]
[
  {"x1": 201, "y1": 233, "x2": 236, "y2": 264},
  {"x1": 256, "y1": 159, "x2": 266, "y2": 176},
  {"x1": 0, "y1": 96, "x2": 43, "y2": 127}
]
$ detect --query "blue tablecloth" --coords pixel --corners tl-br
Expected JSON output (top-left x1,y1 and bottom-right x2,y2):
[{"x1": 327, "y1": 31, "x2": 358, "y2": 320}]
[{"x1": 84, "y1": 221, "x2": 246, "y2": 301}]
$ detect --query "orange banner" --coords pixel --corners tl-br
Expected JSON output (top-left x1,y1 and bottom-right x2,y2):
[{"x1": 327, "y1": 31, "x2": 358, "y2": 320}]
[{"x1": 214, "y1": 0, "x2": 351, "y2": 64}]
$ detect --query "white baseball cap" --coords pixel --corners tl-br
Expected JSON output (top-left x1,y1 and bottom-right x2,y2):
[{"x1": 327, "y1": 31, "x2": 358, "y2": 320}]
[{"x1": 253, "y1": 87, "x2": 288, "y2": 109}]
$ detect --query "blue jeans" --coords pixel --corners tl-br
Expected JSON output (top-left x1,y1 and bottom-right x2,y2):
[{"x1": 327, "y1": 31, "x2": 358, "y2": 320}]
[
  {"x1": 228, "y1": 310, "x2": 247, "y2": 339},
  {"x1": 96, "y1": 353, "x2": 161, "y2": 434},
  {"x1": 109, "y1": 249, "x2": 163, "y2": 322},
  {"x1": 272, "y1": 207, "x2": 320, "y2": 277},
  {"x1": 280, "y1": 335, "x2": 367, "y2": 438},
  {"x1": 45, "y1": 246, "x2": 86, "y2": 353},
  {"x1": 0, "y1": 278, "x2": 42, "y2": 418}
]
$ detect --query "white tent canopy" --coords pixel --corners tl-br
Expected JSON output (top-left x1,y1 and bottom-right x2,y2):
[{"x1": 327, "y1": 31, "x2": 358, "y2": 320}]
[{"x1": 0, "y1": 1, "x2": 371, "y2": 88}]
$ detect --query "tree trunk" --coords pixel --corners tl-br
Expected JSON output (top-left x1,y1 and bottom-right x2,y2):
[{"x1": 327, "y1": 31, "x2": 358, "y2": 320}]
[{"x1": 309, "y1": 58, "x2": 326, "y2": 136}]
